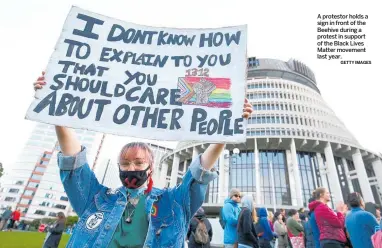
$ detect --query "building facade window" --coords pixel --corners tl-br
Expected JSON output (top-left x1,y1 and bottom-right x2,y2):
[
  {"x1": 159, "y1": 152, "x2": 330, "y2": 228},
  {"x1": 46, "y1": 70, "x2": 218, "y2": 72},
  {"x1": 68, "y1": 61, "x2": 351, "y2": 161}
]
[
  {"x1": 35, "y1": 210, "x2": 46, "y2": 215},
  {"x1": 54, "y1": 204, "x2": 66, "y2": 210},
  {"x1": 40, "y1": 201, "x2": 50, "y2": 207},
  {"x1": 9, "y1": 188, "x2": 20, "y2": 194},
  {"x1": 334, "y1": 156, "x2": 351, "y2": 202},
  {"x1": 371, "y1": 186, "x2": 381, "y2": 205},
  {"x1": 15, "y1": 181, "x2": 24, "y2": 185},
  {"x1": 4, "y1": 197, "x2": 16, "y2": 202},
  {"x1": 259, "y1": 150, "x2": 291, "y2": 206},
  {"x1": 45, "y1": 193, "x2": 53, "y2": 199},
  {"x1": 49, "y1": 212, "x2": 57, "y2": 217},
  {"x1": 352, "y1": 179, "x2": 362, "y2": 197},
  {"x1": 346, "y1": 159, "x2": 355, "y2": 171},
  {"x1": 365, "y1": 165, "x2": 376, "y2": 177},
  {"x1": 60, "y1": 196, "x2": 69, "y2": 202},
  {"x1": 205, "y1": 159, "x2": 219, "y2": 204},
  {"x1": 297, "y1": 152, "x2": 320, "y2": 207},
  {"x1": 229, "y1": 151, "x2": 255, "y2": 195}
]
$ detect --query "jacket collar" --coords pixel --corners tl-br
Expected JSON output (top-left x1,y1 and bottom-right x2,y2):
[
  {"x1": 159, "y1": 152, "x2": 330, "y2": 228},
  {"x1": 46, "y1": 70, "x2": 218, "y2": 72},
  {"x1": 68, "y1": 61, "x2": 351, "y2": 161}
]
[
  {"x1": 351, "y1": 207, "x2": 363, "y2": 212},
  {"x1": 117, "y1": 186, "x2": 164, "y2": 199}
]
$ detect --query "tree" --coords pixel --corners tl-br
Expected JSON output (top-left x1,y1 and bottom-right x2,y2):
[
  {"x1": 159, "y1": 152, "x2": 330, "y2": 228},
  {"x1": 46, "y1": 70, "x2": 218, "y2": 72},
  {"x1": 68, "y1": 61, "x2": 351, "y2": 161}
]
[
  {"x1": 0, "y1": 162, "x2": 3, "y2": 178},
  {"x1": 31, "y1": 219, "x2": 41, "y2": 230},
  {"x1": 65, "y1": 215, "x2": 79, "y2": 227},
  {"x1": 41, "y1": 218, "x2": 56, "y2": 225}
]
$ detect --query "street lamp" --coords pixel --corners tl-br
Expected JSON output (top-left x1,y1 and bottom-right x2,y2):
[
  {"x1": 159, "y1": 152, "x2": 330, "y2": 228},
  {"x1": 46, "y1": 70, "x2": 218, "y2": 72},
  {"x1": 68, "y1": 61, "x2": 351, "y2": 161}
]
[{"x1": 233, "y1": 148, "x2": 240, "y2": 155}]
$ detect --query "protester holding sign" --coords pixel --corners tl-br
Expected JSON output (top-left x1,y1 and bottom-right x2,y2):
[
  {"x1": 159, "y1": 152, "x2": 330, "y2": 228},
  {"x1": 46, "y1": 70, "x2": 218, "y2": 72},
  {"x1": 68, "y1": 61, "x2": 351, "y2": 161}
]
[
  {"x1": 33, "y1": 73, "x2": 252, "y2": 247},
  {"x1": 28, "y1": 6, "x2": 249, "y2": 247}
]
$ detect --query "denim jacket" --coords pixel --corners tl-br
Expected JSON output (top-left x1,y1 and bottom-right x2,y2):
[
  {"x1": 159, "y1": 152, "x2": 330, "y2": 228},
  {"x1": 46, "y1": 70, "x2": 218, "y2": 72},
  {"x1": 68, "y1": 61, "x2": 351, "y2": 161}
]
[{"x1": 58, "y1": 147, "x2": 218, "y2": 248}]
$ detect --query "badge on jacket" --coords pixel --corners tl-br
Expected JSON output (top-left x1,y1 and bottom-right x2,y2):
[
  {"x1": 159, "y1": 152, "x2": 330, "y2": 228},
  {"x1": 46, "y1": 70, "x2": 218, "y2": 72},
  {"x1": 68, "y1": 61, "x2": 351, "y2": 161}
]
[{"x1": 86, "y1": 212, "x2": 104, "y2": 230}]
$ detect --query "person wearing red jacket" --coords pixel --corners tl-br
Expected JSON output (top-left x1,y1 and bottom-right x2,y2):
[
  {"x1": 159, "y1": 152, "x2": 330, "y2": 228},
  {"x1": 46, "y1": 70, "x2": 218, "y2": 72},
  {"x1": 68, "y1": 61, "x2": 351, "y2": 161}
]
[
  {"x1": 8, "y1": 209, "x2": 21, "y2": 229},
  {"x1": 308, "y1": 188, "x2": 348, "y2": 248}
]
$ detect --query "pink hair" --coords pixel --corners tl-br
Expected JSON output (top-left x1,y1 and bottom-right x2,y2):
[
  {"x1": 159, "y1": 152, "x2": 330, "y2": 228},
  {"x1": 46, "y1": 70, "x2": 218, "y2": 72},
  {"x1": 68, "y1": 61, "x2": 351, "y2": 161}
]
[{"x1": 119, "y1": 142, "x2": 154, "y2": 170}]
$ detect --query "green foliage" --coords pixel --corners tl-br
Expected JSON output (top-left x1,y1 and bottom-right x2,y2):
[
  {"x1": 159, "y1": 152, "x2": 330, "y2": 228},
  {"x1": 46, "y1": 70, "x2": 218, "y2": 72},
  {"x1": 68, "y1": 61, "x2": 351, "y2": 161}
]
[
  {"x1": 30, "y1": 219, "x2": 41, "y2": 229},
  {"x1": 41, "y1": 218, "x2": 56, "y2": 225},
  {"x1": 65, "y1": 215, "x2": 79, "y2": 227}
]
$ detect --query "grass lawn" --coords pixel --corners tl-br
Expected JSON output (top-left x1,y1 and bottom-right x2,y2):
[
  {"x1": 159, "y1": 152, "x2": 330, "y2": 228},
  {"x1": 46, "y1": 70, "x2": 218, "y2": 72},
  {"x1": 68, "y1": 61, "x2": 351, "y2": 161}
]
[{"x1": 0, "y1": 231, "x2": 69, "y2": 248}]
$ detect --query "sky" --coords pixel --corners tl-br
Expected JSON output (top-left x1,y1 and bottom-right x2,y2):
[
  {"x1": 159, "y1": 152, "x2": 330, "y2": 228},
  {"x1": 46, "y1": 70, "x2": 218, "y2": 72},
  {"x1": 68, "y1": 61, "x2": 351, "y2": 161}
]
[{"x1": 0, "y1": 0, "x2": 381, "y2": 168}]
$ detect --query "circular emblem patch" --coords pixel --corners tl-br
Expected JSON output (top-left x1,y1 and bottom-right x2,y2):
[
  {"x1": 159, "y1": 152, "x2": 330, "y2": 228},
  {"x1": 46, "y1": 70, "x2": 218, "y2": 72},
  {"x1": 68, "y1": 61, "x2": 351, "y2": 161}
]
[
  {"x1": 151, "y1": 204, "x2": 158, "y2": 217},
  {"x1": 86, "y1": 212, "x2": 104, "y2": 230}
]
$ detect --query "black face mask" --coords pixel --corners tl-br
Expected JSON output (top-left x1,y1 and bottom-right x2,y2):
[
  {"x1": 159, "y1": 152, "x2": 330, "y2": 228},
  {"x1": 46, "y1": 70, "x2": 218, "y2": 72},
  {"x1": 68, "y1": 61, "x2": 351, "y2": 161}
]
[{"x1": 119, "y1": 166, "x2": 150, "y2": 189}]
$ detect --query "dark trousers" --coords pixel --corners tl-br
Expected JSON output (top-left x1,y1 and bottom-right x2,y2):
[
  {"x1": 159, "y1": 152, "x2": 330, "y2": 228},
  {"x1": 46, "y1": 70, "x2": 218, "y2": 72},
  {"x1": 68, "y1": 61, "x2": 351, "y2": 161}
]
[
  {"x1": 7, "y1": 219, "x2": 16, "y2": 229},
  {"x1": 259, "y1": 239, "x2": 272, "y2": 248},
  {"x1": 320, "y1": 240, "x2": 345, "y2": 248}
]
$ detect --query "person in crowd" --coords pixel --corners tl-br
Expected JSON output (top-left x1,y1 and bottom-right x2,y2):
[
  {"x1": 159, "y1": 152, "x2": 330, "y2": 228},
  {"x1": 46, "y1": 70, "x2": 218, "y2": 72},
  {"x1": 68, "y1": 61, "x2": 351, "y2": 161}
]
[
  {"x1": 43, "y1": 212, "x2": 66, "y2": 248},
  {"x1": 303, "y1": 214, "x2": 315, "y2": 248},
  {"x1": 253, "y1": 205, "x2": 259, "y2": 224},
  {"x1": 300, "y1": 214, "x2": 307, "y2": 226},
  {"x1": 299, "y1": 208, "x2": 305, "y2": 221},
  {"x1": 267, "y1": 211, "x2": 276, "y2": 247},
  {"x1": 222, "y1": 188, "x2": 242, "y2": 247},
  {"x1": 286, "y1": 209, "x2": 304, "y2": 248},
  {"x1": 309, "y1": 187, "x2": 347, "y2": 248},
  {"x1": 308, "y1": 196, "x2": 320, "y2": 248},
  {"x1": 273, "y1": 212, "x2": 288, "y2": 248},
  {"x1": 187, "y1": 208, "x2": 213, "y2": 248},
  {"x1": 0, "y1": 207, "x2": 12, "y2": 230},
  {"x1": 345, "y1": 192, "x2": 379, "y2": 248},
  {"x1": 268, "y1": 211, "x2": 275, "y2": 232},
  {"x1": 280, "y1": 208, "x2": 293, "y2": 247},
  {"x1": 258, "y1": 208, "x2": 276, "y2": 248},
  {"x1": 18, "y1": 220, "x2": 26, "y2": 230},
  {"x1": 376, "y1": 204, "x2": 381, "y2": 223},
  {"x1": 287, "y1": 209, "x2": 304, "y2": 236},
  {"x1": 237, "y1": 195, "x2": 259, "y2": 248},
  {"x1": 280, "y1": 209, "x2": 287, "y2": 223},
  {"x1": 365, "y1": 202, "x2": 381, "y2": 223},
  {"x1": 34, "y1": 73, "x2": 253, "y2": 248},
  {"x1": 8, "y1": 208, "x2": 21, "y2": 230}
]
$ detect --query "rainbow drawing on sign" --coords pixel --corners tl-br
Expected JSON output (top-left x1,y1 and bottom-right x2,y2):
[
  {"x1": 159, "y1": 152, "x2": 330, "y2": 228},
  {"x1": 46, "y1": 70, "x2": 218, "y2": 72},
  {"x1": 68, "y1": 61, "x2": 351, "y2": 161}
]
[{"x1": 177, "y1": 77, "x2": 232, "y2": 108}]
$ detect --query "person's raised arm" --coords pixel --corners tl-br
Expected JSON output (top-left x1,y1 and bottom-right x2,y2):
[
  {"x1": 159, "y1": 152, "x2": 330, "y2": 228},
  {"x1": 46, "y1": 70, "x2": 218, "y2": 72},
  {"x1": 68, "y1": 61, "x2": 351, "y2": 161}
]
[
  {"x1": 34, "y1": 72, "x2": 102, "y2": 216},
  {"x1": 34, "y1": 72, "x2": 81, "y2": 155},
  {"x1": 55, "y1": 126, "x2": 81, "y2": 156}
]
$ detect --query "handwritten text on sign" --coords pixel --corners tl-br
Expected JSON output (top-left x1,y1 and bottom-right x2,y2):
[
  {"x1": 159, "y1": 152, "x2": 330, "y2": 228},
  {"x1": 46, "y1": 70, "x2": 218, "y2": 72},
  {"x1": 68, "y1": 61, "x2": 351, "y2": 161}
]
[{"x1": 26, "y1": 6, "x2": 248, "y2": 142}]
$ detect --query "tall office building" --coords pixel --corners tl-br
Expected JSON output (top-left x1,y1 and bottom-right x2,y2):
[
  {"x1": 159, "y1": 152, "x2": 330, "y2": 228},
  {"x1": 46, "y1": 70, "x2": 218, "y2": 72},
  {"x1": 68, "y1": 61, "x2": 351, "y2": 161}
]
[{"x1": 0, "y1": 123, "x2": 104, "y2": 221}]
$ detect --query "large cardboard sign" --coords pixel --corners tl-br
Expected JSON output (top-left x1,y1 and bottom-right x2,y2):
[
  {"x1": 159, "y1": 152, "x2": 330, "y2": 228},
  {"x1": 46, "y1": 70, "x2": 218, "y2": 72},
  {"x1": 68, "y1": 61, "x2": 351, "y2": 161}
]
[{"x1": 26, "y1": 6, "x2": 248, "y2": 142}]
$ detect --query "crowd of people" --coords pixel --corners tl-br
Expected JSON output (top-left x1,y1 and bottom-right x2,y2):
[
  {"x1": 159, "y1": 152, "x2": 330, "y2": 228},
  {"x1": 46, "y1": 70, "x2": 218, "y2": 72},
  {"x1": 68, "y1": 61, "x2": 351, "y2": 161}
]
[
  {"x1": 0, "y1": 207, "x2": 67, "y2": 248},
  {"x1": 0, "y1": 207, "x2": 21, "y2": 231},
  {"x1": 216, "y1": 187, "x2": 382, "y2": 248}
]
